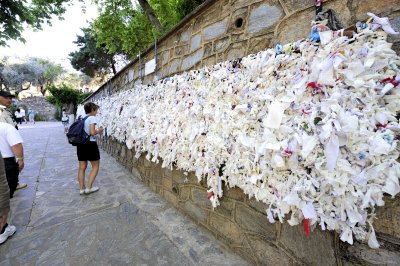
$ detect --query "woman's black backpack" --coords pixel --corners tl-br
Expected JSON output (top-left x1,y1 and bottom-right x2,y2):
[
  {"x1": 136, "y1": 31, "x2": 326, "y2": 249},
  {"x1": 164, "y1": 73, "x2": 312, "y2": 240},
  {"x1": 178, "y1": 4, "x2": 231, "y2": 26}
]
[{"x1": 66, "y1": 116, "x2": 90, "y2": 146}]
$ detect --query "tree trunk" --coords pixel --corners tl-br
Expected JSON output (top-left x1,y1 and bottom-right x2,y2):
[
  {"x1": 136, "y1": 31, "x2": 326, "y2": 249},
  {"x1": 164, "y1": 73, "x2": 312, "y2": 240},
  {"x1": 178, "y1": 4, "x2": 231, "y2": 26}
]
[
  {"x1": 14, "y1": 82, "x2": 31, "y2": 97},
  {"x1": 137, "y1": 0, "x2": 164, "y2": 32},
  {"x1": 40, "y1": 85, "x2": 46, "y2": 96}
]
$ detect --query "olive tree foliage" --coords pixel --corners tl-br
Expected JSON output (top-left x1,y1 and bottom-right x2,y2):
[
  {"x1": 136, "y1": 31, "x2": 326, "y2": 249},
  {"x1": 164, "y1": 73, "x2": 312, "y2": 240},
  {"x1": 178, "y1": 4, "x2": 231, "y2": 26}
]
[
  {"x1": 62, "y1": 72, "x2": 91, "y2": 89},
  {"x1": 91, "y1": 0, "x2": 206, "y2": 59},
  {"x1": 0, "y1": 57, "x2": 65, "y2": 97},
  {"x1": 0, "y1": 0, "x2": 79, "y2": 46},
  {"x1": 37, "y1": 59, "x2": 65, "y2": 95}
]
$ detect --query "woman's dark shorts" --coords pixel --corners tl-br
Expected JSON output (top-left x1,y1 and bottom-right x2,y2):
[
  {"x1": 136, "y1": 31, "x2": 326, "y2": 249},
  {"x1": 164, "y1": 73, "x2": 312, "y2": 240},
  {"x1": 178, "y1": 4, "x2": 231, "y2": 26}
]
[{"x1": 77, "y1": 141, "x2": 100, "y2": 161}]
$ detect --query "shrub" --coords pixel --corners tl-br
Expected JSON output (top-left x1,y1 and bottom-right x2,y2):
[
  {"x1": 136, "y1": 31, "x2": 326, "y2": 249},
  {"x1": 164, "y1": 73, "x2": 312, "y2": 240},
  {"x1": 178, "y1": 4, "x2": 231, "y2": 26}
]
[
  {"x1": 54, "y1": 107, "x2": 62, "y2": 121},
  {"x1": 34, "y1": 113, "x2": 46, "y2": 121}
]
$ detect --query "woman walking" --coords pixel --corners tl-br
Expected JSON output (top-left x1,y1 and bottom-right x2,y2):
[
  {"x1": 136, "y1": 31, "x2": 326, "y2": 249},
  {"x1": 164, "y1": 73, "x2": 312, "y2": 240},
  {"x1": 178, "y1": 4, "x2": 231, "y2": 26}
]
[{"x1": 77, "y1": 102, "x2": 103, "y2": 195}]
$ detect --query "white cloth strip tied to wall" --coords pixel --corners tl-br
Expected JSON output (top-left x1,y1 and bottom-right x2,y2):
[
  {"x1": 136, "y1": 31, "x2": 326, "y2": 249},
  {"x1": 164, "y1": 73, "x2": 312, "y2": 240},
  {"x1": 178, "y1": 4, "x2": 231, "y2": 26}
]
[{"x1": 96, "y1": 27, "x2": 400, "y2": 248}]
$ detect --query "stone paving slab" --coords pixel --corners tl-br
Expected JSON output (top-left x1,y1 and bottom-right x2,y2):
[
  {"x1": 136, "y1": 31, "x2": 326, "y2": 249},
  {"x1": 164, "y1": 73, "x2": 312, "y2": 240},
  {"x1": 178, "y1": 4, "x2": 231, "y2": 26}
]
[{"x1": 0, "y1": 122, "x2": 248, "y2": 266}]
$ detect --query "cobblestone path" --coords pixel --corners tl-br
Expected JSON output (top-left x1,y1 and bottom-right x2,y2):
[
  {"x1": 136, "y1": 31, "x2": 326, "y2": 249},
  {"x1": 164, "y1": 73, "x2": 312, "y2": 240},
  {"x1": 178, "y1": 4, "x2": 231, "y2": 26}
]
[{"x1": 0, "y1": 122, "x2": 247, "y2": 266}]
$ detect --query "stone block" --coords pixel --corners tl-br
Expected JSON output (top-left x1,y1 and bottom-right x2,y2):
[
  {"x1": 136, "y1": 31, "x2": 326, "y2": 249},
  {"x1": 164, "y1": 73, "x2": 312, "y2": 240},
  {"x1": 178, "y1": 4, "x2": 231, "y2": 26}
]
[
  {"x1": 275, "y1": 8, "x2": 315, "y2": 44},
  {"x1": 131, "y1": 166, "x2": 142, "y2": 180},
  {"x1": 192, "y1": 18, "x2": 202, "y2": 32},
  {"x1": 279, "y1": 223, "x2": 336, "y2": 265},
  {"x1": 374, "y1": 195, "x2": 400, "y2": 239},
  {"x1": 174, "y1": 45, "x2": 187, "y2": 56},
  {"x1": 246, "y1": 197, "x2": 267, "y2": 213},
  {"x1": 191, "y1": 186, "x2": 211, "y2": 209},
  {"x1": 161, "y1": 50, "x2": 170, "y2": 66},
  {"x1": 214, "y1": 36, "x2": 230, "y2": 52},
  {"x1": 180, "y1": 29, "x2": 191, "y2": 43},
  {"x1": 156, "y1": 185, "x2": 164, "y2": 195},
  {"x1": 188, "y1": 172, "x2": 199, "y2": 184},
  {"x1": 204, "y1": 42, "x2": 213, "y2": 57},
  {"x1": 181, "y1": 201, "x2": 209, "y2": 224},
  {"x1": 323, "y1": 0, "x2": 352, "y2": 27},
  {"x1": 224, "y1": 186, "x2": 245, "y2": 201},
  {"x1": 226, "y1": 41, "x2": 248, "y2": 61},
  {"x1": 150, "y1": 165, "x2": 163, "y2": 183},
  {"x1": 209, "y1": 212, "x2": 245, "y2": 245},
  {"x1": 182, "y1": 49, "x2": 203, "y2": 70},
  {"x1": 231, "y1": 247, "x2": 258, "y2": 265},
  {"x1": 202, "y1": 55, "x2": 217, "y2": 68},
  {"x1": 149, "y1": 181, "x2": 157, "y2": 192},
  {"x1": 172, "y1": 170, "x2": 189, "y2": 184},
  {"x1": 248, "y1": 3, "x2": 284, "y2": 35},
  {"x1": 126, "y1": 148, "x2": 133, "y2": 162},
  {"x1": 164, "y1": 168, "x2": 174, "y2": 178},
  {"x1": 165, "y1": 34, "x2": 179, "y2": 48},
  {"x1": 163, "y1": 190, "x2": 178, "y2": 207},
  {"x1": 190, "y1": 34, "x2": 202, "y2": 52},
  {"x1": 231, "y1": 33, "x2": 246, "y2": 43},
  {"x1": 231, "y1": 0, "x2": 252, "y2": 9},
  {"x1": 387, "y1": 16, "x2": 400, "y2": 45},
  {"x1": 220, "y1": 0, "x2": 231, "y2": 15},
  {"x1": 235, "y1": 203, "x2": 276, "y2": 240},
  {"x1": 229, "y1": 7, "x2": 248, "y2": 33},
  {"x1": 214, "y1": 198, "x2": 235, "y2": 218},
  {"x1": 198, "y1": 7, "x2": 221, "y2": 26},
  {"x1": 143, "y1": 156, "x2": 153, "y2": 168},
  {"x1": 144, "y1": 169, "x2": 152, "y2": 180},
  {"x1": 392, "y1": 41, "x2": 400, "y2": 56},
  {"x1": 162, "y1": 175, "x2": 173, "y2": 190},
  {"x1": 248, "y1": 35, "x2": 272, "y2": 54},
  {"x1": 168, "y1": 58, "x2": 181, "y2": 74},
  {"x1": 247, "y1": 235, "x2": 297, "y2": 265},
  {"x1": 353, "y1": 0, "x2": 400, "y2": 22},
  {"x1": 204, "y1": 18, "x2": 229, "y2": 41},
  {"x1": 279, "y1": 0, "x2": 314, "y2": 14},
  {"x1": 344, "y1": 242, "x2": 400, "y2": 265},
  {"x1": 179, "y1": 185, "x2": 191, "y2": 201}
]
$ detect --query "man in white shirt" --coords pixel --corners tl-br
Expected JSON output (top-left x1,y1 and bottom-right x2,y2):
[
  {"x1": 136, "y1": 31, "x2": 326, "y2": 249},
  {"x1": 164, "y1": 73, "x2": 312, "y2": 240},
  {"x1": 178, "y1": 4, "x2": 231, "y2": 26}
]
[
  {"x1": 0, "y1": 122, "x2": 24, "y2": 198},
  {"x1": 0, "y1": 91, "x2": 17, "y2": 128},
  {"x1": 0, "y1": 91, "x2": 26, "y2": 190},
  {"x1": 0, "y1": 122, "x2": 23, "y2": 244}
]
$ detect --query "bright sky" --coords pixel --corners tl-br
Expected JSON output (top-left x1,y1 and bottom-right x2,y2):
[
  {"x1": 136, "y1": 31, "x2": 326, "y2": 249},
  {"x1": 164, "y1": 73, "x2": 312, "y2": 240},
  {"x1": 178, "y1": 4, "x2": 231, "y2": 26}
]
[{"x1": 0, "y1": 0, "x2": 98, "y2": 70}]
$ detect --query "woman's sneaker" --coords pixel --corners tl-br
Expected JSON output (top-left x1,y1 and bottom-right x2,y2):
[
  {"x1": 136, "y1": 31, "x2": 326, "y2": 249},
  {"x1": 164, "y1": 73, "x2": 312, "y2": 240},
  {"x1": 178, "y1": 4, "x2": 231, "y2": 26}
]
[
  {"x1": 79, "y1": 189, "x2": 85, "y2": 195},
  {"x1": 84, "y1": 187, "x2": 99, "y2": 194},
  {"x1": 0, "y1": 225, "x2": 16, "y2": 244}
]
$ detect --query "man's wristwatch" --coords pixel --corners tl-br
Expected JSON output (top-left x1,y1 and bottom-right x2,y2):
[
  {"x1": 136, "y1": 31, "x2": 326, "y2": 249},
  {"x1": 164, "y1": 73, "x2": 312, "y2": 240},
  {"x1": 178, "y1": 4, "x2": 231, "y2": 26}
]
[{"x1": 16, "y1": 157, "x2": 24, "y2": 162}]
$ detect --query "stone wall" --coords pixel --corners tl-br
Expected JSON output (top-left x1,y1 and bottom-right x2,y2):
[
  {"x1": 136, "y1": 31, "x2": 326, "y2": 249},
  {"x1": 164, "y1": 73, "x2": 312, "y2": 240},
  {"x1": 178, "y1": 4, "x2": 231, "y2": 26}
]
[
  {"x1": 88, "y1": 0, "x2": 400, "y2": 264},
  {"x1": 100, "y1": 136, "x2": 400, "y2": 265},
  {"x1": 18, "y1": 96, "x2": 57, "y2": 121},
  {"x1": 87, "y1": 0, "x2": 400, "y2": 102}
]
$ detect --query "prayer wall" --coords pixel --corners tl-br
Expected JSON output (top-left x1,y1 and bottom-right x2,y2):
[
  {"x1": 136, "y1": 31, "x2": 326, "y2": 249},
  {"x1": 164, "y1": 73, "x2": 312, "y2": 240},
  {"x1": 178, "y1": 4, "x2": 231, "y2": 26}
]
[{"x1": 87, "y1": 0, "x2": 400, "y2": 265}]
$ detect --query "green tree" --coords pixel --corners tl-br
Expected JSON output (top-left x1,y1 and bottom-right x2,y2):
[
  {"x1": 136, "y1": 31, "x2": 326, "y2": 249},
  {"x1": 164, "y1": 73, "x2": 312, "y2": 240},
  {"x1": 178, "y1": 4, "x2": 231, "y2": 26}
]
[
  {"x1": 0, "y1": 0, "x2": 77, "y2": 46},
  {"x1": 137, "y1": 0, "x2": 164, "y2": 32},
  {"x1": 92, "y1": 0, "x2": 154, "y2": 57},
  {"x1": 69, "y1": 27, "x2": 120, "y2": 77},
  {"x1": 176, "y1": 0, "x2": 206, "y2": 19},
  {"x1": 37, "y1": 59, "x2": 65, "y2": 96},
  {"x1": 91, "y1": 0, "x2": 203, "y2": 58},
  {"x1": 0, "y1": 57, "x2": 44, "y2": 97},
  {"x1": 47, "y1": 83, "x2": 90, "y2": 113}
]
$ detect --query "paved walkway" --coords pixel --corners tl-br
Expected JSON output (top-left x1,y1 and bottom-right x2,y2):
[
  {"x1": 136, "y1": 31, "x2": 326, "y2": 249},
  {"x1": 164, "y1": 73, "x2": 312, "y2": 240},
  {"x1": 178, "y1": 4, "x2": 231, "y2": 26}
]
[{"x1": 0, "y1": 122, "x2": 247, "y2": 265}]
